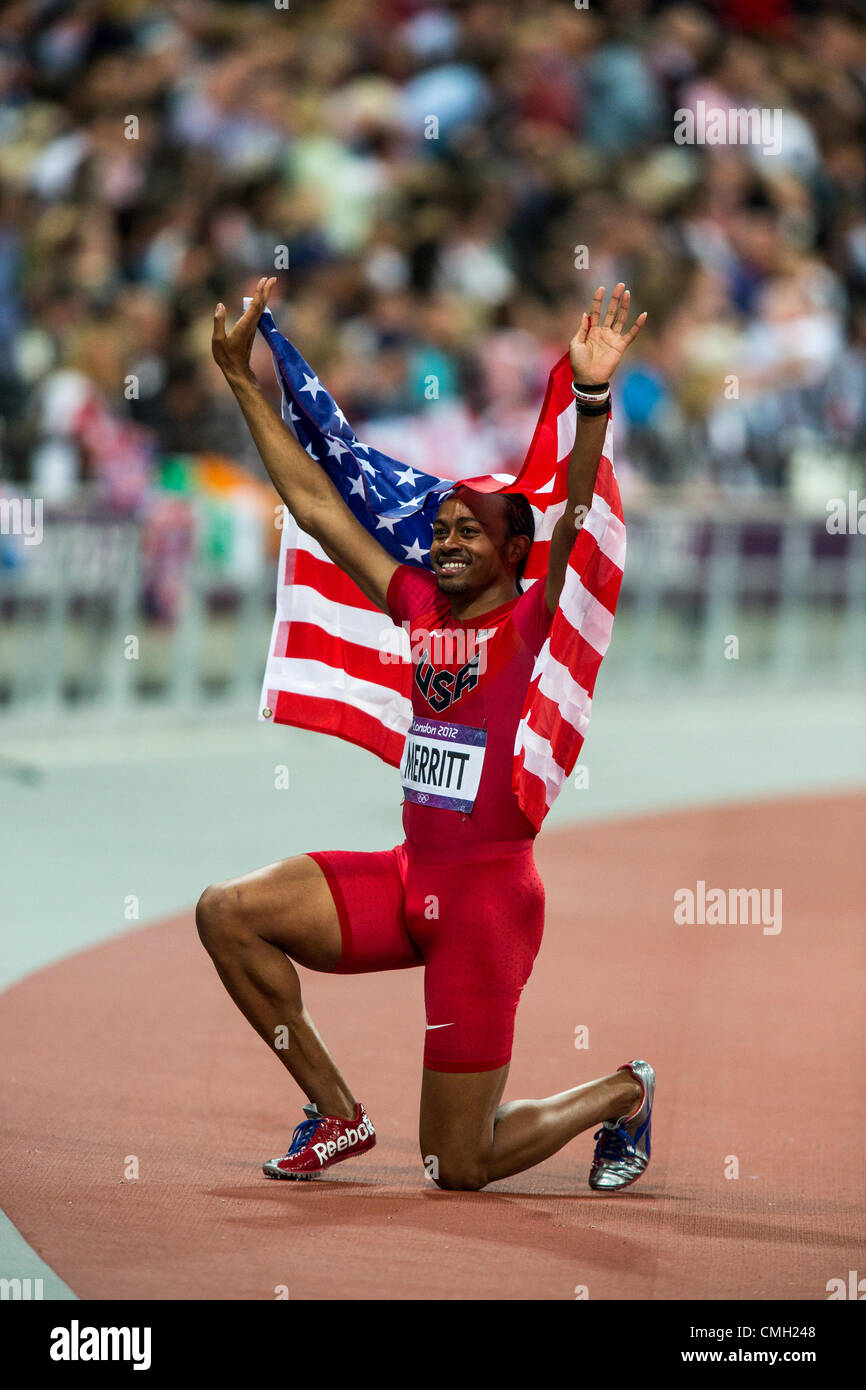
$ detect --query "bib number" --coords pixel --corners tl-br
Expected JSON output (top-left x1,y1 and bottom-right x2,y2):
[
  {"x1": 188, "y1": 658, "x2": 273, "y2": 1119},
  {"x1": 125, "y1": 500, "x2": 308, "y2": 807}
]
[{"x1": 400, "y1": 718, "x2": 487, "y2": 815}]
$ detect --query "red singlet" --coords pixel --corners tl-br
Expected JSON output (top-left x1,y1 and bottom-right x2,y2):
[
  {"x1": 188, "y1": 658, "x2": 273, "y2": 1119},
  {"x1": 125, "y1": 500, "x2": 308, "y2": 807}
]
[
  {"x1": 388, "y1": 564, "x2": 554, "y2": 856},
  {"x1": 307, "y1": 564, "x2": 554, "y2": 1072}
]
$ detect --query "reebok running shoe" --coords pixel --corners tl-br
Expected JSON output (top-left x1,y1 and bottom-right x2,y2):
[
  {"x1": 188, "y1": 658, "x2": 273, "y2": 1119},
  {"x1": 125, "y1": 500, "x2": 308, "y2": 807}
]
[
  {"x1": 588, "y1": 1059, "x2": 654, "y2": 1191},
  {"x1": 263, "y1": 1101, "x2": 376, "y2": 1180}
]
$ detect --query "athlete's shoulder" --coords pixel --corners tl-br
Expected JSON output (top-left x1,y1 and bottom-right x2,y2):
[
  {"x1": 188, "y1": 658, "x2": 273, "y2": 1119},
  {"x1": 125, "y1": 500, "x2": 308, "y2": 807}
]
[
  {"x1": 386, "y1": 564, "x2": 445, "y2": 627},
  {"x1": 511, "y1": 578, "x2": 554, "y2": 658}
]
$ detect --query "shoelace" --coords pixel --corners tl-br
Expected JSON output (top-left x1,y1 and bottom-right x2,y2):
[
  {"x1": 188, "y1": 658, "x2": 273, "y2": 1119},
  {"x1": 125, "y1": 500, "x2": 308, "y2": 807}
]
[
  {"x1": 593, "y1": 1123, "x2": 637, "y2": 1162},
  {"x1": 284, "y1": 1115, "x2": 323, "y2": 1158}
]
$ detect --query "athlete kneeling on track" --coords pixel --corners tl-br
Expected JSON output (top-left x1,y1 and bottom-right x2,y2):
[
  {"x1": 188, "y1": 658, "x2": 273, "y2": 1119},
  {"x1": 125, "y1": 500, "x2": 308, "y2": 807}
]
[{"x1": 197, "y1": 276, "x2": 654, "y2": 1192}]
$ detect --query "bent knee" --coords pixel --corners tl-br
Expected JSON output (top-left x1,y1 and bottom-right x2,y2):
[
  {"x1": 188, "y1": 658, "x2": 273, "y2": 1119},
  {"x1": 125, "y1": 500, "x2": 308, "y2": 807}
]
[
  {"x1": 430, "y1": 1159, "x2": 488, "y2": 1192},
  {"x1": 195, "y1": 882, "x2": 252, "y2": 952}
]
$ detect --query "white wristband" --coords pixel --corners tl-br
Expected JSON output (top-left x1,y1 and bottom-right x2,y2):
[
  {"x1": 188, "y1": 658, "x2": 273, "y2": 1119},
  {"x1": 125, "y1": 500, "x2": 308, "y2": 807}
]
[{"x1": 571, "y1": 382, "x2": 610, "y2": 404}]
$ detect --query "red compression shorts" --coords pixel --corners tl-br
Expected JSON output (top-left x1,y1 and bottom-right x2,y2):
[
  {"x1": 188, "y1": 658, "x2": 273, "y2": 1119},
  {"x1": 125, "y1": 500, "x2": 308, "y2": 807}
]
[{"x1": 307, "y1": 840, "x2": 545, "y2": 1072}]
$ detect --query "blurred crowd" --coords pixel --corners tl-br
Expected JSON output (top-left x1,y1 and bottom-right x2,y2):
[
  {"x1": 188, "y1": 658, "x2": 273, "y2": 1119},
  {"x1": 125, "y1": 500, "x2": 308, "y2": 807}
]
[{"x1": 1, "y1": 0, "x2": 865, "y2": 517}]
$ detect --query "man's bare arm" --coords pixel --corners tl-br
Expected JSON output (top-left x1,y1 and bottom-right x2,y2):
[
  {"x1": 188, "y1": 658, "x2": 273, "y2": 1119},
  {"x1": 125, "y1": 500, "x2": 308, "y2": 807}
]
[
  {"x1": 213, "y1": 278, "x2": 398, "y2": 613},
  {"x1": 546, "y1": 284, "x2": 646, "y2": 615}
]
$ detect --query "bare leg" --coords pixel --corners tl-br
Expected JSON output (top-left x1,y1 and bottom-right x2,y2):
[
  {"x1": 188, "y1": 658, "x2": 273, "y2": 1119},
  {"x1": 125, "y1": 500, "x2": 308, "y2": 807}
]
[
  {"x1": 420, "y1": 1066, "x2": 642, "y2": 1190},
  {"x1": 196, "y1": 855, "x2": 356, "y2": 1120}
]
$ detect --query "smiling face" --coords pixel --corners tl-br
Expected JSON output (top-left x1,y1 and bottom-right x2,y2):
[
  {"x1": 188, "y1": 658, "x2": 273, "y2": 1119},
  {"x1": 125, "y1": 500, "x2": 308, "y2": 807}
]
[{"x1": 431, "y1": 488, "x2": 530, "y2": 599}]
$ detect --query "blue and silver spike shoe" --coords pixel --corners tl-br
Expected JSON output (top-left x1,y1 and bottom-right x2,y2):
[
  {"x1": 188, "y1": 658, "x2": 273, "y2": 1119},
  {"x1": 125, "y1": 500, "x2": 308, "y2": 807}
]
[{"x1": 589, "y1": 1059, "x2": 654, "y2": 1191}]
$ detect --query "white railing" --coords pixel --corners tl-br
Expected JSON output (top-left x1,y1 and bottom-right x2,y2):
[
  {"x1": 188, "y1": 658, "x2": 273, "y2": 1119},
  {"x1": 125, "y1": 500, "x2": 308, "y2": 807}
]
[{"x1": 1, "y1": 497, "x2": 863, "y2": 723}]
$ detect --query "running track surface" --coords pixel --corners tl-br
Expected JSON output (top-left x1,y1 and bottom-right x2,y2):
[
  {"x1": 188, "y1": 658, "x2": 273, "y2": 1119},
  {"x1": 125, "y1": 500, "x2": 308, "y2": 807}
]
[{"x1": 2, "y1": 791, "x2": 864, "y2": 1301}]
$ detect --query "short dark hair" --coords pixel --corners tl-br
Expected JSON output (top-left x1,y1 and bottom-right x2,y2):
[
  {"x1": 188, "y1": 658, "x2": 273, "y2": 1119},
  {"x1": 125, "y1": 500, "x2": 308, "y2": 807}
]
[{"x1": 502, "y1": 492, "x2": 534, "y2": 590}]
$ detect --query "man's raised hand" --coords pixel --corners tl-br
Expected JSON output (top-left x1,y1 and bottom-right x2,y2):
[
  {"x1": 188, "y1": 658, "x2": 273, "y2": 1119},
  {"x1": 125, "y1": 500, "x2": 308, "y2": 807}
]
[
  {"x1": 568, "y1": 283, "x2": 647, "y2": 387},
  {"x1": 212, "y1": 275, "x2": 277, "y2": 385}
]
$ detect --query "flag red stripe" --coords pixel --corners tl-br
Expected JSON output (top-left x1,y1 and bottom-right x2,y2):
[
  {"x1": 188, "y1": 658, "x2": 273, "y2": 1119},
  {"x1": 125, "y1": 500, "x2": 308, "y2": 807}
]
[
  {"x1": 571, "y1": 529, "x2": 625, "y2": 614},
  {"x1": 277, "y1": 620, "x2": 412, "y2": 692},
  {"x1": 508, "y1": 355, "x2": 568, "y2": 491},
  {"x1": 522, "y1": 685, "x2": 588, "y2": 771},
  {"x1": 285, "y1": 547, "x2": 382, "y2": 610},
  {"x1": 511, "y1": 760, "x2": 548, "y2": 832},
  {"x1": 268, "y1": 690, "x2": 405, "y2": 767},
  {"x1": 544, "y1": 621, "x2": 605, "y2": 696},
  {"x1": 594, "y1": 455, "x2": 623, "y2": 522}
]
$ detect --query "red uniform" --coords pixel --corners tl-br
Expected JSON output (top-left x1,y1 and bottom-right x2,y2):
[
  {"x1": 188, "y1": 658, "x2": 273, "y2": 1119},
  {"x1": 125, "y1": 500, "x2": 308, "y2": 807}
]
[{"x1": 307, "y1": 564, "x2": 554, "y2": 1071}]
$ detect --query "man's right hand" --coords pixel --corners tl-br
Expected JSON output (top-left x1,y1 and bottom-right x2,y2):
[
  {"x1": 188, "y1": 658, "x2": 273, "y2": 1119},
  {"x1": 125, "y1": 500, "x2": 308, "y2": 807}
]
[
  {"x1": 210, "y1": 273, "x2": 399, "y2": 615},
  {"x1": 212, "y1": 275, "x2": 277, "y2": 386}
]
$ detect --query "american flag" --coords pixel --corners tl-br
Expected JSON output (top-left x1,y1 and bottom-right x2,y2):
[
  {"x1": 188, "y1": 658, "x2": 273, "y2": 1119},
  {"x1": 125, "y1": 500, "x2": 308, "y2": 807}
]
[{"x1": 256, "y1": 309, "x2": 625, "y2": 830}]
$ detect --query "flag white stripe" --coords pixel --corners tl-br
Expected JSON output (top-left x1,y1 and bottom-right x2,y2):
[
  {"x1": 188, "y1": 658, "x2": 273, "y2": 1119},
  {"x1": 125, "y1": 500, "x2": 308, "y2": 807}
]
[
  {"x1": 515, "y1": 723, "x2": 568, "y2": 800},
  {"x1": 286, "y1": 524, "x2": 341, "y2": 565},
  {"x1": 281, "y1": 583, "x2": 408, "y2": 655},
  {"x1": 555, "y1": 405, "x2": 614, "y2": 466},
  {"x1": 556, "y1": 400, "x2": 577, "y2": 462},
  {"x1": 558, "y1": 566, "x2": 615, "y2": 655},
  {"x1": 535, "y1": 651, "x2": 594, "y2": 733},
  {"x1": 262, "y1": 655, "x2": 412, "y2": 731},
  {"x1": 529, "y1": 488, "x2": 625, "y2": 574},
  {"x1": 583, "y1": 497, "x2": 626, "y2": 571}
]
